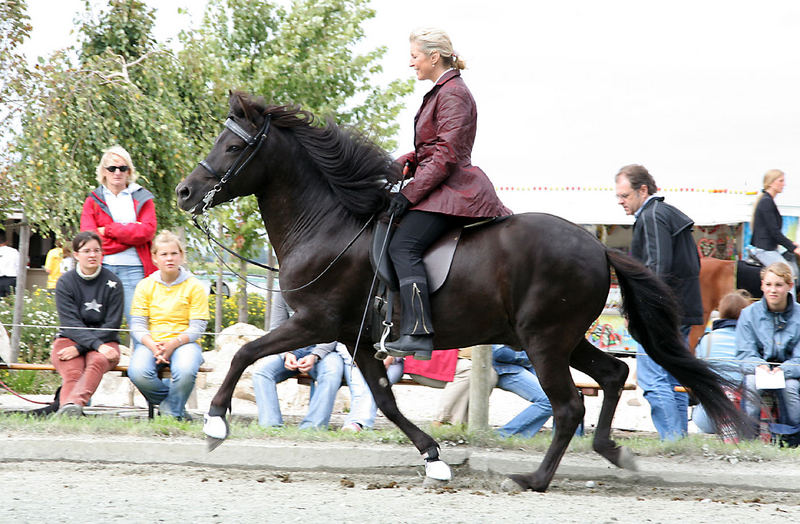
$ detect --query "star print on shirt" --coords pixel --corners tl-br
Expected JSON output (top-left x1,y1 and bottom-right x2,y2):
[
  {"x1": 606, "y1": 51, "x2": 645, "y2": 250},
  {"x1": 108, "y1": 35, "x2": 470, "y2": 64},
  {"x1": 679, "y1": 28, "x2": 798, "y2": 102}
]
[
  {"x1": 106, "y1": 280, "x2": 117, "y2": 289},
  {"x1": 84, "y1": 299, "x2": 103, "y2": 312}
]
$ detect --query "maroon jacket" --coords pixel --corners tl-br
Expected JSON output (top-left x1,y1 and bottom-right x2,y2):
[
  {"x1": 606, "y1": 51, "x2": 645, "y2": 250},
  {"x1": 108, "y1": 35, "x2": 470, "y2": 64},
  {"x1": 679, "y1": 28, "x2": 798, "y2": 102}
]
[{"x1": 398, "y1": 69, "x2": 511, "y2": 218}]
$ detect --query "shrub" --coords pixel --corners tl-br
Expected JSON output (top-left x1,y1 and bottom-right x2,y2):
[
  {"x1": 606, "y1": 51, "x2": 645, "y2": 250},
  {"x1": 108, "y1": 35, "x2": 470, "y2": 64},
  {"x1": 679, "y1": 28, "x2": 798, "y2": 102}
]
[{"x1": 0, "y1": 287, "x2": 59, "y2": 363}]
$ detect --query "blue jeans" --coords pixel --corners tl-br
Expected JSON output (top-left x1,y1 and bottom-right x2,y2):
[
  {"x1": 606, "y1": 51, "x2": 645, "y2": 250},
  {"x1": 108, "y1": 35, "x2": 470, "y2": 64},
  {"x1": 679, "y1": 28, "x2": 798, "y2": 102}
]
[
  {"x1": 743, "y1": 374, "x2": 800, "y2": 426},
  {"x1": 128, "y1": 342, "x2": 204, "y2": 418},
  {"x1": 749, "y1": 247, "x2": 799, "y2": 278},
  {"x1": 340, "y1": 350, "x2": 404, "y2": 428},
  {"x1": 636, "y1": 325, "x2": 691, "y2": 440},
  {"x1": 253, "y1": 347, "x2": 344, "y2": 429},
  {"x1": 103, "y1": 264, "x2": 145, "y2": 330},
  {"x1": 495, "y1": 367, "x2": 553, "y2": 438}
]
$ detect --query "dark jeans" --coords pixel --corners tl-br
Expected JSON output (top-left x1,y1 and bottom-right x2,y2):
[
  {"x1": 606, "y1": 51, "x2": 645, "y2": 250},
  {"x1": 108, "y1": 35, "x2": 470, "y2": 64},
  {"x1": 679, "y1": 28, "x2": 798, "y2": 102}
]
[{"x1": 0, "y1": 276, "x2": 16, "y2": 298}]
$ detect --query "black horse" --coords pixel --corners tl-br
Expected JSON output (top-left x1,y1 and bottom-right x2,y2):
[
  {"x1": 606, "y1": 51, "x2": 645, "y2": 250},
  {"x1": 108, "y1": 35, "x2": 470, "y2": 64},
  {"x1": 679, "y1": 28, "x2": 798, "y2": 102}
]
[{"x1": 176, "y1": 92, "x2": 748, "y2": 492}]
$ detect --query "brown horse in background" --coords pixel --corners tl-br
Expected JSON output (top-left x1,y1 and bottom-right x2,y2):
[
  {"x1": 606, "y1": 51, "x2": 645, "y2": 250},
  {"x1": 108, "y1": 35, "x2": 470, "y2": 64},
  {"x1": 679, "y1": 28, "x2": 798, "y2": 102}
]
[{"x1": 692, "y1": 257, "x2": 763, "y2": 348}]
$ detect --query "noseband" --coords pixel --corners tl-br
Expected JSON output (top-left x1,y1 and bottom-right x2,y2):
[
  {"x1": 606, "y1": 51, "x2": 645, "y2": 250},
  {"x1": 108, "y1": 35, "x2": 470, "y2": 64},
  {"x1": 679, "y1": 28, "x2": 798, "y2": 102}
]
[{"x1": 197, "y1": 114, "x2": 272, "y2": 213}]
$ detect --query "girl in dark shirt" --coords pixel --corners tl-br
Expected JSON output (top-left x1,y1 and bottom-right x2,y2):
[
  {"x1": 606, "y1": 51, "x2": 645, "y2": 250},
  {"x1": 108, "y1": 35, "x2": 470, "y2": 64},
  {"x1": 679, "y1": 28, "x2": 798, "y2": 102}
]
[
  {"x1": 51, "y1": 231, "x2": 124, "y2": 416},
  {"x1": 749, "y1": 169, "x2": 800, "y2": 277}
]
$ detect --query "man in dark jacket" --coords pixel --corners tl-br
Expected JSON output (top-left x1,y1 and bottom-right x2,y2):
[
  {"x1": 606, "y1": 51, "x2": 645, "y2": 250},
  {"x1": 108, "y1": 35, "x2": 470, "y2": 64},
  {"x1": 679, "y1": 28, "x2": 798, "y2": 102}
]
[{"x1": 615, "y1": 164, "x2": 703, "y2": 440}]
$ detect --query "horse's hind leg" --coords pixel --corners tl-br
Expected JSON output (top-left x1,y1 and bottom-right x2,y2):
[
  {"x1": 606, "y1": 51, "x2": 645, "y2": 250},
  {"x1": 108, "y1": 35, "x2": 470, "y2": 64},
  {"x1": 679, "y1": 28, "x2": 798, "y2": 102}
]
[
  {"x1": 508, "y1": 335, "x2": 585, "y2": 492},
  {"x1": 569, "y1": 338, "x2": 636, "y2": 470},
  {"x1": 352, "y1": 347, "x2": 449, "y2": 480}
]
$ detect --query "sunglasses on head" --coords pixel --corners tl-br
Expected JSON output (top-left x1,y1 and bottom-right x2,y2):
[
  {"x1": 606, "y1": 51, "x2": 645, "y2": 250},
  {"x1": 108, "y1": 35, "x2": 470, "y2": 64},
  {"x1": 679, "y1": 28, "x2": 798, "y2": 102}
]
[{"x1": 105, "y1": 165, "x2": 129, "y2": 173}]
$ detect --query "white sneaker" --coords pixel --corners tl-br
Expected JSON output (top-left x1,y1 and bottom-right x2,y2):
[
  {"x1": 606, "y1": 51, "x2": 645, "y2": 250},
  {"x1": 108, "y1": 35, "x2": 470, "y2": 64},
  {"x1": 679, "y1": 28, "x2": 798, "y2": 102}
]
[{"x1": 340, "y1": 422, "x2": 363, "y2": 432}]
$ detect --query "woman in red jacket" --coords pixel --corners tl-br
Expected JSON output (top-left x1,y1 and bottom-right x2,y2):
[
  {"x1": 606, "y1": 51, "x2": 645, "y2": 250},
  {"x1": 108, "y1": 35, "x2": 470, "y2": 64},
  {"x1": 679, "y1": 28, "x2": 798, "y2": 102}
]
[
  {"x1": 383, "y1": 28, "x2": 510, "y2": 359},
  {"x1": 80, "y1": 145, "x2": 157, "y2": 326}
]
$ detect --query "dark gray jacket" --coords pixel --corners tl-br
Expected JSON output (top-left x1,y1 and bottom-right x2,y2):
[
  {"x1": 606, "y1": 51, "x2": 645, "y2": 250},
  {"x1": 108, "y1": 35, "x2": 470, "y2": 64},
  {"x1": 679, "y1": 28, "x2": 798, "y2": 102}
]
[{"x1": 632, "y1": 196, "x2": 703, "y2": 325}]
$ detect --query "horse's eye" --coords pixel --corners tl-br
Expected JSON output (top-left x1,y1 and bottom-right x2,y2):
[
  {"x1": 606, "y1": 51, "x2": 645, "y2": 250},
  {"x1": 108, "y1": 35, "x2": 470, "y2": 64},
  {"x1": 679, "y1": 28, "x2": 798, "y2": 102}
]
[{"x1": 226, "y1": 144, "x2": 242, "y2": 153}]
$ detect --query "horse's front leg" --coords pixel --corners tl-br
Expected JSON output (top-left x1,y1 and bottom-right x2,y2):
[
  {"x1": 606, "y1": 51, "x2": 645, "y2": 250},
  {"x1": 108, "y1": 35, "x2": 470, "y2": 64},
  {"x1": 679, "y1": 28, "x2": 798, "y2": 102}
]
[
  {"x1": 205, "y1": 319, "x2": 318, "y2": 450},
  {"x1": 353, "y1": 347, "x2": 451, "y2": 481}
]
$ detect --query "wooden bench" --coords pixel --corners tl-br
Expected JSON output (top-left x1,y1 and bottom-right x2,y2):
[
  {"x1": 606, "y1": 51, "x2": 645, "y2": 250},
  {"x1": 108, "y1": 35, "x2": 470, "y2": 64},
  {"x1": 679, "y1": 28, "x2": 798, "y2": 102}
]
[
  {"x1": 0, "y1": 361, "x2": 213, "y2": 419},
  {"x1": 294, "y1": 371, "x2": 635, "y2": 434}
]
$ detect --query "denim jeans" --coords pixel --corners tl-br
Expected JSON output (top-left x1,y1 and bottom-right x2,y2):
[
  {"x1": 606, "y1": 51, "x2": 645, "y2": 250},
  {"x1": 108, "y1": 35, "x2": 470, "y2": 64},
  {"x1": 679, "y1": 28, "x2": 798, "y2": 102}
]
[
  {"x1": 636, "y1": 325, "x2": 691, "y2": 440},
  {"x1": 103, "y1": 264, "x2": 145, "y2": 330},
  {"x1": 252, "y1": 346, "x2": 344, "y2": 429},
  {"x1": 749, "y1": 247, "x2": 799, "y2": 278},
  {"x1": 495, "y1": 367, "x2": 553, "y2": 438},
  {"x1": 743, "y1": 374, "x2": 800, "y2": 426},
  {"x1": 339, "y1": 349, "x2": 404, "y2": 428},
  {"x1": 128, "y1": 342, "x2": 203, "y2": 418}
]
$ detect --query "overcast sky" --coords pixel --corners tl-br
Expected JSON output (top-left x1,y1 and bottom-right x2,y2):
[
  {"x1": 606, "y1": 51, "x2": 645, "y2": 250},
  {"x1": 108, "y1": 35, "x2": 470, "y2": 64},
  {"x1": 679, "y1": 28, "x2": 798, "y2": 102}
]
[{"x1": 21, "y1": 1, "x2": 800, "y2": 206}]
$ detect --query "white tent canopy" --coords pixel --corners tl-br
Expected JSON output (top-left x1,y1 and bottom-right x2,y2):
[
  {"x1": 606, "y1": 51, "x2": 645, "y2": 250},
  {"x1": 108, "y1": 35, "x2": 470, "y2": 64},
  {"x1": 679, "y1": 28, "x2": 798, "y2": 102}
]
[{"x1": 496, "y1": 187, "x2": 800, "y2": 226}]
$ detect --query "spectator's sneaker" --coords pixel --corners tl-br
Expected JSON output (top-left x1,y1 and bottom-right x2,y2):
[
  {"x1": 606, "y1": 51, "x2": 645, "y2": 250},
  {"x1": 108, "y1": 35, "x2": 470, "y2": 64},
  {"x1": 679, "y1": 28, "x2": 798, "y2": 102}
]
[
  {"x1": 341, "y1": 422, "x2": 363, "y2": 432},
  {"x1": 56, "y1": 403, "x2": 83, "y2": 417}
]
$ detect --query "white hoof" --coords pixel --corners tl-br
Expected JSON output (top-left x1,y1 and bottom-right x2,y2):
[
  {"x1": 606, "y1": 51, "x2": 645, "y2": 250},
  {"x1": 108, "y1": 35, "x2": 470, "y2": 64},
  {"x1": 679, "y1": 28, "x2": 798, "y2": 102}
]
[
  {"x1": 425, "y1": 459, "x2": 452, "y2": 481},
  {"x1": 203, "y1": 414, "x2": 228, "y2": 440}
]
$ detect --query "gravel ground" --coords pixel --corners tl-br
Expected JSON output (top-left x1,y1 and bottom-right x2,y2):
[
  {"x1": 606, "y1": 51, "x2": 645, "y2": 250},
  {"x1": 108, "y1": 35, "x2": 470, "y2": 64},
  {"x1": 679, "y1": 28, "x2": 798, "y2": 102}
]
[{"x1": 1, "y1": 459, "x2": 798, "y2": 523}]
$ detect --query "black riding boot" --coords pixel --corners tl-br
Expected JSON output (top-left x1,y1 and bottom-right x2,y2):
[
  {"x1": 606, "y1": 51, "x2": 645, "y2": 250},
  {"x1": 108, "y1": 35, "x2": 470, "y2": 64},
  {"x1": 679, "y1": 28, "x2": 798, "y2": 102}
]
[{"x1": 384, "y1": 281, "x2": 434, "y2": 360}]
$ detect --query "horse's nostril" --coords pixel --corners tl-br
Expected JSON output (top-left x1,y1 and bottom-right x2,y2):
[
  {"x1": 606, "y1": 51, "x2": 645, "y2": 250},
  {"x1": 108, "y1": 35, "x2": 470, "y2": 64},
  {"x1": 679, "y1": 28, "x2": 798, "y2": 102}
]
[{"x1": 177, "y1": 183, "x2": 191, "y2": 200}]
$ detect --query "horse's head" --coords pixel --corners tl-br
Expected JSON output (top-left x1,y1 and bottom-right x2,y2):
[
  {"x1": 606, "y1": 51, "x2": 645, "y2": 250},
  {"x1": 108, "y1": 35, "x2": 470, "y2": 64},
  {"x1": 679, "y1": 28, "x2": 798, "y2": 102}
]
[{"x1": 176, "y1": 91, "x2": 273, "y2": 214}]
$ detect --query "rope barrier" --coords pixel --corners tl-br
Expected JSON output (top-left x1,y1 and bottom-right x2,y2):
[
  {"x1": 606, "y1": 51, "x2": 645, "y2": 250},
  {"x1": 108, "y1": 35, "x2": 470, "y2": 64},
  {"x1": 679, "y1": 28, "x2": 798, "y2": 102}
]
[{"x1": 2, "y1": 321, "x2": 800, "y2": 368}]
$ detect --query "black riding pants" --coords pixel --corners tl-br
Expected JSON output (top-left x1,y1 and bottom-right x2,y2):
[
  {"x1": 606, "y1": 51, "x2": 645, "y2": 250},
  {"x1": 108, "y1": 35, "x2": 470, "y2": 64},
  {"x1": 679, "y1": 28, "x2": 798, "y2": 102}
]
[{"x1": 388, "y1": 210, "x2": 465, "y2": 288}]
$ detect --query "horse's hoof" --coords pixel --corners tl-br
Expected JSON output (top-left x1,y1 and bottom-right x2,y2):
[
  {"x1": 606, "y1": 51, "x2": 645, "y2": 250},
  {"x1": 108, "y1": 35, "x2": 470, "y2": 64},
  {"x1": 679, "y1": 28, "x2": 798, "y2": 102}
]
[
  {"x1": 500, "y1": 478, "x2": 522, "y2": 493},
  {"x1": 206, "y1": 435, "x2": 226, "y2": 452},
  {"x1": 506, "y1": 473, "x2": 548, "y2": 492},
  {"x1": 616, "y1": 446, "x2": 638, "y2": 471},
  {"x1": 424, "y1": 459, "x2": 452, "y2": 481},
  {"x1": 203, "y1": 413, "x2": 228, "y2": 444}
]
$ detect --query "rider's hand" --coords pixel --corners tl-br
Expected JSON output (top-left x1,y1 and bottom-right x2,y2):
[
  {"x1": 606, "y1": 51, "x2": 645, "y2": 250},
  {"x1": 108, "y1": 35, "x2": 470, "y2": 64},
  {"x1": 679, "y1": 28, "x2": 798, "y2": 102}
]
[{"x1": 388, "y1": 193, "x2": 411, "y2": 218}]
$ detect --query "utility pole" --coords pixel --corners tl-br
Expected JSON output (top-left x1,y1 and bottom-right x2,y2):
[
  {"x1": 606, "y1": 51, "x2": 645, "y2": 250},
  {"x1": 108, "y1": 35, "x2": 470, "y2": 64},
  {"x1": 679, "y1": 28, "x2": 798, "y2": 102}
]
[{"x1": 467, "y1": 344, "x2": 492, "y2": 432}]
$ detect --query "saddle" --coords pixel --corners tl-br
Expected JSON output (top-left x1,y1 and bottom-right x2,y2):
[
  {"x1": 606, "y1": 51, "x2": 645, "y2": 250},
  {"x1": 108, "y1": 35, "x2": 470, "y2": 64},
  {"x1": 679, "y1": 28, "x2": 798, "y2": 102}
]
[
  {"x1": 369, "y1": 220, "x2": 462, "y2": 294},
  {"x1": 367, "y1": 216, "x2": 505, "y2": 353}
]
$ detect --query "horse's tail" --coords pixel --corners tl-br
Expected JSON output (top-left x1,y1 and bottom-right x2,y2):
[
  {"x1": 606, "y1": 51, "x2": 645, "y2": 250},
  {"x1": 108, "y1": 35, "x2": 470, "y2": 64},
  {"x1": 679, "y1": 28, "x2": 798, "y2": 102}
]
[{"x1": 606, "y1": 249, "x2": 751, "y2": 437}]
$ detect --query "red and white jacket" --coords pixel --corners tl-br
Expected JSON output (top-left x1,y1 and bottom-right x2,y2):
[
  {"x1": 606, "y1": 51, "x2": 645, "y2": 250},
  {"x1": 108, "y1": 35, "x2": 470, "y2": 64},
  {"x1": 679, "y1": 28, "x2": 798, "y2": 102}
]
[{"x1": 80, "y1": 184, "x2": 157, "y2": 276}]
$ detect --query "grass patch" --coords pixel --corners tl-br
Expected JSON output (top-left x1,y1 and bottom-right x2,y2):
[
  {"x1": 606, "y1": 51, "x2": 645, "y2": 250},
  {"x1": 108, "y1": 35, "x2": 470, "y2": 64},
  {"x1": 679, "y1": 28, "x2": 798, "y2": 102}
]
[{"x1": 0, "y1": 411, "x2": 797, "y2": 461}]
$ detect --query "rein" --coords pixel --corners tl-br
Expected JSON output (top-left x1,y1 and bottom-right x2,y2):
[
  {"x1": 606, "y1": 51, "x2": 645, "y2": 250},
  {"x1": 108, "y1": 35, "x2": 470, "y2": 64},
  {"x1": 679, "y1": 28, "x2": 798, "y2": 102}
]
[{"x1": 192, "y1": 212, "x2": 375, "y2": 294}]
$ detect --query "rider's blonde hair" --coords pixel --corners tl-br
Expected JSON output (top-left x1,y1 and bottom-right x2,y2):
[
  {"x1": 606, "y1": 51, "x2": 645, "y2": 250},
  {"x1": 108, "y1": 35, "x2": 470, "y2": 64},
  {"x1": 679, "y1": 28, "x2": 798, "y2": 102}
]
[
  {"x1": 751, "y1": 169, "x2": 785, "y2": 224},
  {"x1": 410, "y1": 27, "x2": 466, "y2": 70}
]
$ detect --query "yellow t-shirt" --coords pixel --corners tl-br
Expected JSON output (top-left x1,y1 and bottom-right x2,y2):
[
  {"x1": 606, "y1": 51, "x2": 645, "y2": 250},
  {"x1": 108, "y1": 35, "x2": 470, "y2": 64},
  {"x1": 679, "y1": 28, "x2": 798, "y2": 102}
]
[
  {"x1": 131, "y1": 272, "x2": 209, "y2": 342},
  {"x1": 44, "y1": 247, "x2": 63, "y2": 289}
]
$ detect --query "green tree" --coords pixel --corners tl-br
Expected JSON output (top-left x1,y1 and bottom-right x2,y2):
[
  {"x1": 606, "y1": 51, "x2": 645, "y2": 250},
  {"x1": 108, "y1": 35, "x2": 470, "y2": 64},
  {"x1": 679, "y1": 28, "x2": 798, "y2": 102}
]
[{"x1": 0, "y1": 0, "x2": 31, "y2": 215}]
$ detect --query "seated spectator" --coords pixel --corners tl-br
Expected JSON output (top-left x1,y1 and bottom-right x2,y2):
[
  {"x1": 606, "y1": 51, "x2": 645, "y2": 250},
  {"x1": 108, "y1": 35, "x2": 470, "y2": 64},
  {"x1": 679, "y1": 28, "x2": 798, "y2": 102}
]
[
  {"x1": 127, "y1": 231, "x2": 208, "y2": 420},
  {"x1": 433, "y1": 348, "x2": 472, "y2": 426},
  {"x1": 691, "y1": 291, "x2": 750, "y2": 434},
  {"x1": 491, "y1": 344, "x2": 555, "y2": 438},
  {"x1": 51, "y1": 231, "x2": 123, "y2": 416},
  {"x1": 253, "y1": 290, "x2": 345, "y2": 429},
  {"x1": 338, "y1": 351, "x2": 403, "y2": 432},
  {"x1": 736, "y1": 262, "x2": 800, "y2": 430}
]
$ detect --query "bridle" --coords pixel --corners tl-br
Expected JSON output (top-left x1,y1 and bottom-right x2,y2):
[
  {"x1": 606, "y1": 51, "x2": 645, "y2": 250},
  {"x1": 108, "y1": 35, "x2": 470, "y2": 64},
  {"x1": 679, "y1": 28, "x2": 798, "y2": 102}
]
[{"x1": 197, "y1": 114, "x2": 272, "y2": 214}]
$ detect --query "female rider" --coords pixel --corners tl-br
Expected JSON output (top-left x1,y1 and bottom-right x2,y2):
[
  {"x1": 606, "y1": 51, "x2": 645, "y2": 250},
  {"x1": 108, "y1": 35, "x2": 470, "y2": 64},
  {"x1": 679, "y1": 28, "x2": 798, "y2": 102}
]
[
  {"x1": 749, "y1": 169, "x2": 800, "y2": 278},
  {"x1": 383, "y1": 28, "x2": 510, "y2": 359}
]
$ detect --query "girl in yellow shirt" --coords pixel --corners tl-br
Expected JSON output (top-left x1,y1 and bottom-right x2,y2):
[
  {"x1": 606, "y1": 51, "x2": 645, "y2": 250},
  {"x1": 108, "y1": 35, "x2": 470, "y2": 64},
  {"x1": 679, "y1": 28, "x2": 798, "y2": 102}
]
[{"x1": 128, "y1": 231, "x2": 209, "y2": 419}]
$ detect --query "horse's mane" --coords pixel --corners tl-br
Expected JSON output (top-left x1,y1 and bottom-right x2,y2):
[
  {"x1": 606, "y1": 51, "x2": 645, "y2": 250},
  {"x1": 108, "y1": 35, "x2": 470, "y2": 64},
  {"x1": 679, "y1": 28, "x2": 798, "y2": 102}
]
[{"x1": 231, "y1": 92, "x2": 401, "y2": 218}]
